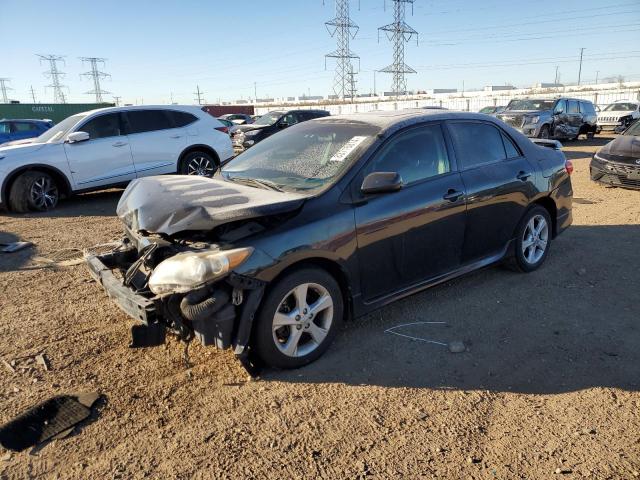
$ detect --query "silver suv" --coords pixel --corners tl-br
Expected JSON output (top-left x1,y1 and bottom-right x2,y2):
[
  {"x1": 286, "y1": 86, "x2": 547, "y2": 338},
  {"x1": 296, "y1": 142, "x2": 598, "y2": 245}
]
[{"x1": 497, "y1": 98, "x2": 598, "y2": 140}]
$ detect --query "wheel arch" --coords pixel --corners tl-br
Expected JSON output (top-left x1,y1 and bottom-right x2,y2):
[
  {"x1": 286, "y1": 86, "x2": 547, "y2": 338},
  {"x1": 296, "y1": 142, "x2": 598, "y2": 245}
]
[
  {"x1": 1, "y1": 164, "x2": 72, "y2": 205},
  {"x1": 177, "y1": 145, "x2": 220, "y2": 171},
  {"x1": 532, "y1": 196, "x2": 558, "y2": 237}
]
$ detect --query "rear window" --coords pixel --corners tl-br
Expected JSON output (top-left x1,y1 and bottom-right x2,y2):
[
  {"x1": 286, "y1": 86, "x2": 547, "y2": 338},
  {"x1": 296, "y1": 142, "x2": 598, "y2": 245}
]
[
  {"x1": 448, "y1": 121, "x2": 507, "y2": 168},
  {"x1": 580, "y1": 102, "x2": 596, "y2": 114},
  {"x1": 126, "y1": 110, "x2": 174, "y2": 134},
  {"x1": 169, "y1": 110, "x2": 198, "y2": 127},
  {"x1": 13, "y1": 122, "x2": 39, "y2": 132},
  {"x1": 567, "y1": 100, "x2": 579, "y2": 114}
]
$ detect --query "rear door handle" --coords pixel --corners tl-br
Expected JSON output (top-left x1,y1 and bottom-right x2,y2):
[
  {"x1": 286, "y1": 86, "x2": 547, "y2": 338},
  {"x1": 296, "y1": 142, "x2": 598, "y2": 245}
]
[
  {"x1": 517, "y1": 171, "x2": 532, "y2": 181},
  {"x1": 112, "y1": 141, "x2": 128, "y2": 147},
  {"x1": 443, "y1": 189, "x2": 463, "y2": 202}
]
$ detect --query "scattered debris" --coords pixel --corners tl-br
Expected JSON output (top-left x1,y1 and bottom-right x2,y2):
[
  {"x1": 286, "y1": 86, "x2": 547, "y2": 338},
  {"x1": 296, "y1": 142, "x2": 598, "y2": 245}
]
[
  {"x1": 448, "y1": 341, "x2": 466, "y2": 353},
  {"x1": 0, "y1": 392, "x2": 100, "y2": 452},
  {"x1": 0, "y1": 242, "x2": 32, "y2": 253},
  {"x1": 555, "y1": 467, "x2": 572, "y2": 474},
  {"x1": 467, "y1": 456, "x2": 481, "y2": 464},
  {"x1": 1, "y1": 451, "x2": 11, "y2": 462},
  {"x1": 1, "y1": 358, "x2": 15, "y2": 374},
  {"x1": 35, "y1": 353, "x2": 50, "y2": 371},
  {"x1": 384, "y1": 321, "x2": 448, "y2": 346}
]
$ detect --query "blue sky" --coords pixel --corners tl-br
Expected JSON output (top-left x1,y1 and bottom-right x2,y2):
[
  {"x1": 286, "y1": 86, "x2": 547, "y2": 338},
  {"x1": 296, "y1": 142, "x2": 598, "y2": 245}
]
[{"x1": 2, "y1": 0, "x2": 639, "y2": 104}]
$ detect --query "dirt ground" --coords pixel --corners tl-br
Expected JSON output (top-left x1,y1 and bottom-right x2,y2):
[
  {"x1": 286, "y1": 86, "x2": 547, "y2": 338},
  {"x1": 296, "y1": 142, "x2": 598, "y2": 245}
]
[{"x1": 0, "y1": 135, "x2": 638, "y2": 479}]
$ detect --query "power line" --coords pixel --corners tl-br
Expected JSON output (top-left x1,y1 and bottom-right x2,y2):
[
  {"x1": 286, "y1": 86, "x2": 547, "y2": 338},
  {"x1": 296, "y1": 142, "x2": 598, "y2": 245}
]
[
  {"x1": 0, "y1": 78, "x2": 12, "y2": 103},
  {"x1": 325, "y1": 0, "x2": 360, "y2": 99},
  {"x1": 79, "y1": 57, "x2": 111, "y2": 103},
  {"x1": 37, "y1": 54, "x2": 68, "y2": 103},
  {"x1": 378, "y1": 0, "x2": 418, "y2": 96}
]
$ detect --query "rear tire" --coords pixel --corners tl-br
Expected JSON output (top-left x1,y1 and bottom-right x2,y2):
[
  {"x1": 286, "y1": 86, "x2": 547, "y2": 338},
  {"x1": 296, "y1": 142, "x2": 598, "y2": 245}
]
[
  {"x1": 506, "y1": 205, "x2": 552, "y2": 273},
  {"x1": 179, "y1": 151, "x2": 217, "y2": 177},
  {"x1": 8, "y1": 171, "x2": 60, "y2": 213},
  {"x1": 253, "y1": 267, "x2": 343, "y2": 369}
]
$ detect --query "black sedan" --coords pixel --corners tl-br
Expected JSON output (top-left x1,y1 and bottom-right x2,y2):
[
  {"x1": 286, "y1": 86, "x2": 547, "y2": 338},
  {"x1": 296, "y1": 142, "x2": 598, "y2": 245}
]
[
  {"x1": 590, "y1": 120, "x2": 640, "y2": 189},
  {"x1": 86, "y1": 110, "x2": 573, "y2": 374}
]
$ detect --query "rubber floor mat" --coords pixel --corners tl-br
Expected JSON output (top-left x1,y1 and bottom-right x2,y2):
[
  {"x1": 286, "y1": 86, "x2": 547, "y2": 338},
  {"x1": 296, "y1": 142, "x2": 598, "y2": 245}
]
[{"x1": 0, "y1": 393, "x2": 99, "y2": 451}]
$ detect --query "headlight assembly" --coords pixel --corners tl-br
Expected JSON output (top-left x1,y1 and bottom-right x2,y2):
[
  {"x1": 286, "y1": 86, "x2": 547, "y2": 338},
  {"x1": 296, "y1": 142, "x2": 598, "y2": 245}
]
[
  {"x1": 530, "y1": 116, "x2": 540, "y2": 124},
  {"x1": 148, "y1": 247, "x2": 253, "y2": 295}
]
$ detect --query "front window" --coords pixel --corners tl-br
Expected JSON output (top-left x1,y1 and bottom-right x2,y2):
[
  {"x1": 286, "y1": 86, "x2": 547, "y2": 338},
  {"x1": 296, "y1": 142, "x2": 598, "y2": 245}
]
[
  {"x1": 33, "y1": 114, "x2": 86, "y2": 143},
  {"x1": 222, "y1": 120, "x2": 380, "y2": 193},
  {"x1": 505, "y1": 99, "x2": 555, "y2": 111},
  {"x1": 252, "y1": 111, "x2": 284, "y2": 126},
  {"x1": 623, "y1": 121, "x2": 640, "y2": 136},
  {"x1": 603, "y1": 102, "x2": 637, "y2": 112}
]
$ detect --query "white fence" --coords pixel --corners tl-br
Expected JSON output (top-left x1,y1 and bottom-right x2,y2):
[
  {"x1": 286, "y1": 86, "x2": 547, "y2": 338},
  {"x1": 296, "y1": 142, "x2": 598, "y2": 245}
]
[{"x1": 254, "y1": 83, "x2": 640, "y2": 115}]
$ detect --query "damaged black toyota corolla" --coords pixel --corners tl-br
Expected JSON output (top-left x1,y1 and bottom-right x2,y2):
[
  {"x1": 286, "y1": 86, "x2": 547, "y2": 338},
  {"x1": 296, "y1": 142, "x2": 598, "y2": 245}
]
[{"x1": 86, "y1": 110, "x2": 573, "y2": 375}]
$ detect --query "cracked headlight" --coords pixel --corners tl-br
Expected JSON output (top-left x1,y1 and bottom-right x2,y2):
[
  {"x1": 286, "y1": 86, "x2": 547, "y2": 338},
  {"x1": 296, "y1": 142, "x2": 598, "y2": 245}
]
[{"x1": 148, "y1": 247, "x2": 253, "y2": 295}]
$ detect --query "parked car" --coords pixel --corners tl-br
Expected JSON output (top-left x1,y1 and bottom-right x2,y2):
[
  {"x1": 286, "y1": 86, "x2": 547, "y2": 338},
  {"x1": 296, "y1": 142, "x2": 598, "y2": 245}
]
[
  {"x1": 590, "y1": 119, "x2": 640, "y2": 189},
  {"x1": 217, "y1": 118, "x2": 235, "y2": 134},
  {"x1": 0, "y1": 105, "x2": 233, "y2": 212},
  {"x1": 219, "y1": 113, "x2": 254, "y2": 125},
  {"x1": 232, "y1": 109, "x2": 330, "y2": 152},
  {"x1": 479, "y1": 106, "x2": 506, "y2": 116},
  {"x1": 596, "y1": 100, "x2": 640, "y2": 134},
  {"x1": 86, "y1": 110, "x2": 573, "y2": 373},
  {"x1": 497, "y1": 98, "x2": 598, "y2": 140},
  {"x1": 0, "y1": 119, "x2": 53, "y2": 145}
]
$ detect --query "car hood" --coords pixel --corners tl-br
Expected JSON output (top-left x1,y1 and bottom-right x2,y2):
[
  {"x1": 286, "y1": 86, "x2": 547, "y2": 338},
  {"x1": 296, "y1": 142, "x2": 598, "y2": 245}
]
[
  {"x1": 500, "y1": 109, "x2": 551, "y2": 116},
  {"x1": 597, "y1": 135, "x2": 640, "y2": 163},
  {"x1": 598, "y1": 110, "x2": 634, "y2": 118},
  {"x1": 116, "y1": 175, "x2": 306, "y2": 236},
  {"x1": 0, "y1": 142, "x2": 48, "y2": 156},
  {"x1": 234, "y1": 124, "x2": 269, "y2": 133}
]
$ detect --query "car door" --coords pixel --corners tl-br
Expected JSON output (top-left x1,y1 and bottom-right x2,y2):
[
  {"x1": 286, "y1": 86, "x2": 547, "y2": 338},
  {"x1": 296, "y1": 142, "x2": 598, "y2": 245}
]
[
  {"x1": 446, "y1": 120, "x2": 538, "y2": 263},
  {"x1": 353, "y1": 123, "x2": 467, "y2": 301},
  {"x1": 123, "y1": 109, "x2": 186, "y2": 176},
  {"x1": 566, "y1": 100, "x2": 582, "y2": 138},
  {"x1": 63, "y1": 112, "x2": 136, "y2": 188}
]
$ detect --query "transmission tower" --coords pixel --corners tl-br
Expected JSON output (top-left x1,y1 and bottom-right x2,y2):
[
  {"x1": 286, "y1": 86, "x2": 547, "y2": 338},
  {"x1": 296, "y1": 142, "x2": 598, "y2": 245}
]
[
  {"x1": 325, "y1": 0, "x2": 360, "y2": 99},
  {"x1": 0, "y1": 78, "x2": 13, "y2": 103},
  {"x1": 80, "y1": 57, "x2": 111, "y2": 102},
  {"x1": 378, "y1": 0, "x2": 418, "y2": 96},
  {"x1": 37, "y1": 54, "x2": 68, "y2": 103}
]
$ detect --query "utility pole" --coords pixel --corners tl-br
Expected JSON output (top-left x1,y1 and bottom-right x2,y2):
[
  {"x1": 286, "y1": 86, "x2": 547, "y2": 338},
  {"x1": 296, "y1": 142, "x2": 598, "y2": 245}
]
[
  {"x1": 29, "y1": 85, "x2": 37, "y2": 103},
  {"x1": 194, "y1": 85, "x2": 204, "y2": 105},
  {"x1": 0, "y1": 78, "x2": 12, "y2": 103},
  {"x1": 254, "y1": 82, "x2": 257, "y2": 102},
  {"x1": 554, "y1": 66, "x2": 559, "y2": 84},
  {"x1": 79, "y1": 57, "x2": 111, "y2": 102},
  {"x1": 325, "y1": 0, "x2": 360, "y2": 100},
  {"x1": 577, "y1": 48, "x2": 585, "y2": 86},
  {"x1": 595, "y1": 70, "x2": 600, "y2": 84},
  {"x1": 37, "y1": 54, "x2": 68, "y2": 103},
  {"x1": 113, "y1": 95, "x2": 121, "y2": 106},
  {"x1": 378, "y1": 0, "x2": 418, "y2": 97},
  {"x1": 373, "y1": 70, "x2": 377, "y2": 96}
]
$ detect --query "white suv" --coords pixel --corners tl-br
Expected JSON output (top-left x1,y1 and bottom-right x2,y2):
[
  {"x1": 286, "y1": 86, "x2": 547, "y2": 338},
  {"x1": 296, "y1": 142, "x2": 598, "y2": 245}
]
[{"x1": 0, "y1": 105, "x2": 233, "y2": 212}]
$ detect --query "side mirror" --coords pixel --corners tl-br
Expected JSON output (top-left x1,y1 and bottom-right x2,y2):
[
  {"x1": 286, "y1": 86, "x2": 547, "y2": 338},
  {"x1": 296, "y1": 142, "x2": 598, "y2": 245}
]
[
  {"x1": 67, "y1": 131, "x2": 90, "y2": 143},
  {"x1": 554, "y1": 108, "x2": 564, "y2": 115},
  {"x1": 361, "y1": 172, "x2": 402, "y2": 195}
]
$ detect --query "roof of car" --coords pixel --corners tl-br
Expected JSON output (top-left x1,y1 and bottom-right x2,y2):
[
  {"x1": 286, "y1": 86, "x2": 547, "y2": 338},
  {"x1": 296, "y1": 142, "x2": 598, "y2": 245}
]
[{"x1": 79, "y1": 104, "x2": 208, "y2": 116}]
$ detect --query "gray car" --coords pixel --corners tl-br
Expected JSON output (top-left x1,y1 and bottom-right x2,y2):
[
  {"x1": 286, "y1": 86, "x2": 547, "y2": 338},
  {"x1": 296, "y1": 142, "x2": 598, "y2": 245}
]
[{"x1": 497, "y1": 98, "x2": 598, "y2": 140}]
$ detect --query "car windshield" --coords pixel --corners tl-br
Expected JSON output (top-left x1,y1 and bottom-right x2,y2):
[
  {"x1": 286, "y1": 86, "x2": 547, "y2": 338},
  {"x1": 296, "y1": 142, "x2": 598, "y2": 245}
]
[
  {"x1": 222, "y1": 120, "x2": 380, "y2": 193},
  {"x1": 505, "y1": 99, "x2": 555, "y2": 111},
  {"x1": 33, "y1": 114, "x2": 86, "y2": 143},
  {"x1": 253, "y1": 111, "x2": 284, "y2": 126},
  {"x1": 623, "y1": 121, "x2": 640, "y2": 136},
  {"x1": 603, "y1": 102, "x2": 636, "y2": 112}
]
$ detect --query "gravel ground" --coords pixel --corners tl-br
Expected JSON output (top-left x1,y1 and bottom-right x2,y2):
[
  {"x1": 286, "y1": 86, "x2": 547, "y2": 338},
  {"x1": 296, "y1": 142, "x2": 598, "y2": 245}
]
[{"x1": 0, "y1": 135, "x2": 638, "y2": 479}]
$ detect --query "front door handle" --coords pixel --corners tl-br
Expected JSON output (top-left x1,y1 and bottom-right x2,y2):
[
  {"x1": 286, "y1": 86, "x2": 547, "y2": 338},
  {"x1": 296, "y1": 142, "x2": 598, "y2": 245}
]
[
  {"x1": 443, "y1": 189, "x2": 463, "y2": 202},
  {"x1": 112, "y1": 141, "x2": 128, "y2": 147},
  {"x1": 517, "y1": 171, "x2": 532, "y2": 181},
  {"x1": 170, "y1": 135, "x2": 182, "y2": 139}
]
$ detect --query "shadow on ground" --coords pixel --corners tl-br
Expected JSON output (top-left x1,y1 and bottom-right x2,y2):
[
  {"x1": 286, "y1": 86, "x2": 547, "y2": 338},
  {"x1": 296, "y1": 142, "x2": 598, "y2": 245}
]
[
  {"x1": 562, "y1": 135, "x2": 615, "y2": 161},
  {"x1": 0, "y1": 231, "x2": 34, "y2": 272},
  {"x1": 267, "y1": 224, "x2": 640, "y2": 394}
]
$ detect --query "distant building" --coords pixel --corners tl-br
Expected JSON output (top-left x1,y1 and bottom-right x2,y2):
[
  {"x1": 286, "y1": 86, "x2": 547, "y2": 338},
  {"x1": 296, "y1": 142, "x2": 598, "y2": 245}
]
[
  {"x1": 534, "y1": 83, "x2": 564, "y2": 89},
  {"x1": 484, "y1": 85, "x2": 517, "y2": 92},
  {"x1": 256, "y1": 98, "x2": 275, "y2": 103},
  {"x1": 428, "y1": 88, "x2": 457, "y2": 94},
  {"x1": 235, "y1": 99, "x2": 249, "y2": 104}
]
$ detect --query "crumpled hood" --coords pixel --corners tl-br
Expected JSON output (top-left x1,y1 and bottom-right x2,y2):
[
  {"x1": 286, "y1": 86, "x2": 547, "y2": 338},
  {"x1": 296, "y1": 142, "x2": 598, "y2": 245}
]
[
  {"x1": 597, "y1": 135, "x2": 640, "y2": 163},
  {"x1": 235, "y1": 124, "x2": 268, "y2": 133},
  {"x1": 116, "y1": 175, "x2": 305, "y2": 236}
]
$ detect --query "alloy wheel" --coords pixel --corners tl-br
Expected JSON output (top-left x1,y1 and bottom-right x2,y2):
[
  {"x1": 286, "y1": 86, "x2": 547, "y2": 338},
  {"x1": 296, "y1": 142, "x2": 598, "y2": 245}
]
[
  {"x1": 186, "y1": 156, "x2": 215, "y2": 176},
  {"x1": 522, "y1": 214, "x2": 549, "y2": 264},
  {"x1": 30, "y1": 176, "x2": 58, "y2": 210},
  {"x1": 272, "y1": 282, "x2": 334, "y2": 358}
]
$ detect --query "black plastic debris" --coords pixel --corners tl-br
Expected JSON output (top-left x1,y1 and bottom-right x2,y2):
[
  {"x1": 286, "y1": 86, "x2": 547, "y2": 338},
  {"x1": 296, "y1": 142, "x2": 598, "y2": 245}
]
[
  {"x1": 0, "y1": 242, "x2": 32, "y2": 253},
  {"x1": 0, "y1": 392, "x2": 99, "y2": 452}
]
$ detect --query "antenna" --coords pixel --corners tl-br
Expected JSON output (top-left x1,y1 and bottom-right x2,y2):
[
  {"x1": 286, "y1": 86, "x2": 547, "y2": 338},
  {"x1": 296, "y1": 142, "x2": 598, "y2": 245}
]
[
  {"x1": 37, "y1": 54, "x2": 69, "y2": 103},
  {"x1": 0, "y1": 78, "x2": 13, "y2": 103},
  {"x1": 79, "y1": 57, "x2": 111, "y2": 102},
  {"x1": 325, "y1": 0, "x2": 360, "y2": 99},
  {"x1": 378, "y1": 0, "x2": 418, "y2": 97}
]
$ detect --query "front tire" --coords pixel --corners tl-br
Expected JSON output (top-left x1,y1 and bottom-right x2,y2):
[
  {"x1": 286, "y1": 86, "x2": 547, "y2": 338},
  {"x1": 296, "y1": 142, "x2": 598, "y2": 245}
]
[
  {"x1": 8, "y1": 170, "x2": 60, "y2": 213},
  {"x1": 508, "y1": 206, "x2": 552, "y2": 273},
  {"x1": 538, "y1": 125, "x2": 550, "y2": 139},
  {"x1": 253, "y1": 268, "x2": 343, "y2": 369},
  {"x1": 179, "y1": 151, "x2": 217, "y2": 177}
]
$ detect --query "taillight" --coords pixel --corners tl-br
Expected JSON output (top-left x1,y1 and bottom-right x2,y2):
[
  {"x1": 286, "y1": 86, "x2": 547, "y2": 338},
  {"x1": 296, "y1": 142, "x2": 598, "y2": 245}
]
[
  {"x1": 215, "y1": 126, "x2": 229, "y2": 134},
  {"x1": 565, "y1": 160, "x2": 574, "y2": 175}
]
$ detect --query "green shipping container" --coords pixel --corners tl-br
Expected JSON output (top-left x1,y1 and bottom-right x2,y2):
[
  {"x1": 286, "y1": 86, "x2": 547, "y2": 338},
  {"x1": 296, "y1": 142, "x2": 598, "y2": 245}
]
[{"x1": 0, "y1": 103, "x2": 115, "y2": 124}]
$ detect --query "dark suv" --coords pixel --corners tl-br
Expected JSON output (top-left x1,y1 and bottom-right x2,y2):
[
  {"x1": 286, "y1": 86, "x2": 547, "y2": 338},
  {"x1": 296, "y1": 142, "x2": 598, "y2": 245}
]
[
  {"x1": 497, "y1": 98, "x2": 598, "y2": 140},
  {"x1": 232, "y1": 109, "x2": 330, "y2": 151}
]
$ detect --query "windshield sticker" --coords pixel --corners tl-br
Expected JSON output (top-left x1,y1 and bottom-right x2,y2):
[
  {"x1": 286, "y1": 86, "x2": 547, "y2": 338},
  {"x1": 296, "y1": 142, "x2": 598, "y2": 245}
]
[{"x1": 330, "y1": 136, "x2": 368, "y2": 162}]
